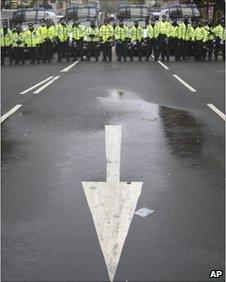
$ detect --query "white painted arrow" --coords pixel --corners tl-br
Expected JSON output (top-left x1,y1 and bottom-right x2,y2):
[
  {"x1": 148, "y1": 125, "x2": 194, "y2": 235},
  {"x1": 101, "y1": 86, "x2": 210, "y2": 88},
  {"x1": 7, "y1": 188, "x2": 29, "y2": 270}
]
[{"x1": 82, "y1": 125, "x2": 143, "y2": 282}]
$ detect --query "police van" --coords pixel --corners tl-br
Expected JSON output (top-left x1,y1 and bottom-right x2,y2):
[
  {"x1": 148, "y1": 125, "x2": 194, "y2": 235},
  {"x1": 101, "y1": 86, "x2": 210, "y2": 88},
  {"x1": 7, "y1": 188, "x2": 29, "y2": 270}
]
[
  {"x1": 65, "y1": 5, "x2": 101, "y2": 27},
  {"x1": 12, "y1": 8, "x2": 58, "y2": 30},
  {"x1": 160, "y1": 3, "x2": 200, "y2": 23},
  {"x1": 116, "y1": 4, "x2": 150, "y2": 27}
]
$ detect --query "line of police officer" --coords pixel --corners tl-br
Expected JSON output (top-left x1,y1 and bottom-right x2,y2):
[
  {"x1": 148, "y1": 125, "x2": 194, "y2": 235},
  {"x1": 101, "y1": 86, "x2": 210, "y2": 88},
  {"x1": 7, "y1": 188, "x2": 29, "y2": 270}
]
[{"x1": 1, "y1": 15, "x2": 225, "y2": 65}]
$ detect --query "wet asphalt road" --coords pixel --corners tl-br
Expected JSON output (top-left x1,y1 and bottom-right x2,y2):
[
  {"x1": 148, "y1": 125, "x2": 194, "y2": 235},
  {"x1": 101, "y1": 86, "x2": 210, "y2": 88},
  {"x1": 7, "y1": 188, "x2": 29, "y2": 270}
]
[{"x1": 1, "y1": 57, "x2": 225, "y2": 282}]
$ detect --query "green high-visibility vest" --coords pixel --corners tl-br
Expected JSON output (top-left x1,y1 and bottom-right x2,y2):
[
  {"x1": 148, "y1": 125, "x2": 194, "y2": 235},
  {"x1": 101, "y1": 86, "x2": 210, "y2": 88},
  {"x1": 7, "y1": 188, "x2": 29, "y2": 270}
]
[
  {"x1": 114, "y1": 25, "x2": 129, "y2": 41},
  {"x1": 99, "y1": 24, "x2": 113, "y2": 42},
  {"x1": 130, "y1": 25, "x2": 144, "y2": 42},
  {"x1": 0, "y1": 28, "x2": 12, "y2": 47},
  {"x1": 24, "y1": 28, "x2": 39, "y2": 47}
]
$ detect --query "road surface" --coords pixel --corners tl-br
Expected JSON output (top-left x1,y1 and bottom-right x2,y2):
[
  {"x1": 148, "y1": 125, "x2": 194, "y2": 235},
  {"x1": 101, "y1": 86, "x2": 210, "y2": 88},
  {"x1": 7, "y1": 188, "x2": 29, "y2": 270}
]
[{"x1": 1, "y1": 57, "x2": 225, "y2": 282}]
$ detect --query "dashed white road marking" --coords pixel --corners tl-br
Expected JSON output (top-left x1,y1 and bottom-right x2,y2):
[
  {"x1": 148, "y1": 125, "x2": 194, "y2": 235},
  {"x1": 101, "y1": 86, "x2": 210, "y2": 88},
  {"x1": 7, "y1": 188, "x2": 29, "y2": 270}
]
[
  {"x1": 82, "y1": 125, "x2": 142, "y2": 282},
  {"x1": 173, "y1": 74, "x2": 197, "y2": 93},
  {"x1": 33, "y1": 76, "x2": 60, "y2": 94},
  {"x1": 19, "y1": 76, "x2": 54, "y2": 94},
  {"x1": 157, "y1": 60, "x2": 169, "y2": 70},
  {"x1": 207, "y1": 104, "x2": 225, "y2": 121},
  {"x1": 60, "y1": 61, "x2": 79, "y2": 72},
  {"x1": 1, "y1": 104, "x2": 22, "y2": 123}
]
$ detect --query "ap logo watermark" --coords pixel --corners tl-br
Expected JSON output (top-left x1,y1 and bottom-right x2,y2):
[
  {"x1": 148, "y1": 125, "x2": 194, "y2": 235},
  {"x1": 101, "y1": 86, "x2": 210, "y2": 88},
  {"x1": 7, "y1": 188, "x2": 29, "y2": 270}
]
[{"x1": 209, "y1": 270, "x2": 223, "y2": 278}]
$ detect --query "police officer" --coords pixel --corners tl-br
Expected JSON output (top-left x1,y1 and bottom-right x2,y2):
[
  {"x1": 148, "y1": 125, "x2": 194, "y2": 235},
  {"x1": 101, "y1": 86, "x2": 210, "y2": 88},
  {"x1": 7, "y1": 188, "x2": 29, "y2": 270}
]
[
  {"x1": 11, "y1": 24, "x2": 25, "y2": 65},
  {"x1": 55, "y1": 18, "x2": 69, "y2": 62},
  {"x1": 1, "y1": 21, "x2": 12, "y2": 65},
  {"x1": 213, "y1": 18, "x2": 225, "y2": 60},
  {"x1": 24, "y1": 23, "x2": 39, "y2": 64},
  {"x1": 192, "y1": 22, "x2": 206, "y2": 61},
  {"x1": 100, "y1": 18, "x2": 114, "y2": 61},
  {"x1": 70, "y1": 20, "x2": 85, "y2": 61},
  {"x1": 86, "y1": 20, "x2": 100, "y2": 61},
  {"x1": 36, "y1": 19, "x2": 46, "y2": 62},
  {"x1": 178, "y1": 16, "x2": 194, "y2": 60},
  {"x1": 169, "y1": 19, "x2": 180, "y2": 61},
  {"x1": 114, "y1": 19, "x2": 129, "y2": 62},
  {"x1": 146, "y1": 18, "x2": 157, "y2": 61},
  {"x1": 130, "y1": 20, "x2": 144, "y2": 61},
  {"x1": 42, "y1": 19, "x2": 55, "y2": 63},
  {"x1": 155, "y1": 15, "x2": 171, "y2": 61},
  {"x1": 204, "y1": 20, "x2": 214, "y2": 60}
]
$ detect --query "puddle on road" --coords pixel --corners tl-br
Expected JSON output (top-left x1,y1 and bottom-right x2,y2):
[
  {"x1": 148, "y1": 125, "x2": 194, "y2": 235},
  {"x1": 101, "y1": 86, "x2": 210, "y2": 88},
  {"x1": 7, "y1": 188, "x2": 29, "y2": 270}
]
[
  {"x1": 96, "y1": 88, "x2": 159, "y2": 121},
  {"x1": 97, "y1": 89, "x2": 206, "y2": 161},
  {"x1": 159, "y1": 106, "x2": 206, "y2": 159}
]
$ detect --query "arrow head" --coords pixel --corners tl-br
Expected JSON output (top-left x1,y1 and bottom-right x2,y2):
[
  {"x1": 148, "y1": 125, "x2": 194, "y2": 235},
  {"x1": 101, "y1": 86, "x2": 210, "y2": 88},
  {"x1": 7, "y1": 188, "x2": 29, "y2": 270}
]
[{"x1": 82, "y1": 181, "x2": 142, "y2": 282}]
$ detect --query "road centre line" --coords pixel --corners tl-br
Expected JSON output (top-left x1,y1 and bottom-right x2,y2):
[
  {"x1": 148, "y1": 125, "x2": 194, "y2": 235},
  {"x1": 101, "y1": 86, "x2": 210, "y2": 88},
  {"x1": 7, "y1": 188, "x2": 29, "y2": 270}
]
[
  {"x1": 60, "y1": 61, "x2": 79, "y2": 72},
  {"x1": 1, "y1": 104, "x2": 22, "y2": 123},
  {"x1": 33, "y1": 76, "x2": 60, "y2": 94},
  {"x1": 173, "y1": 74, "x2": 197, "y2": 93},
  {"x1": 157, "y1": 60, "x2": 169, "y2": 70},
  {"x1": 19, "y1": 76, "x2": 54, "y2": 94},
  {"x1": 207, "y1": 104, "x2": 225, "y2": 121}
]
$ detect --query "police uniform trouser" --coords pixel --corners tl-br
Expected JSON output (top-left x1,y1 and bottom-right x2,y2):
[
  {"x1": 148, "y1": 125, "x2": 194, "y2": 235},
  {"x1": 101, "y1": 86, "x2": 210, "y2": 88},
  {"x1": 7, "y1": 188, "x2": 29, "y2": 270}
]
[
  {"x1": 130, "y1": 41, "x2": 142, "y2": 59},
  {"x1": 43, "y1": 40, "x2": 53, "y2": 62},
  {"x1": 1, "y1": 46, "x2": 12, "y2": 64},
  {"x1": 156, "y1": 35, "x2": 169, "y2": 60},
  {"x1": 27, "y1": 47, "x2": 37, "y2": 63},
  {"x1": 180, "y1": 40, "x2": 189, "y2": 59},
  {"x1": 73, "y1": 40, "x2": 83, "y2": 60},
  {"x1": 214, "y1": 37, "x2": 221, "y2": 59},
  {"x1": 13, "y1": 47, "x2": 25, "y2": 64},
  {"x1": 194, "y1": 40, "x2": 203, "y2": 60},
  {"x1": 146, "y1": 38, "x2": 156, "y2": 60},
  {"x1": 206, "y1": 40, "x2": 213, "y2": 60},
  {"x1": 171, "y1": 38, "x2": 180, "y2": 60},
  {"x1": 57, "y1": 41, "x2": 69, "y2": 62},
  {"x1": 87, "y1": 42, "x2": 99, "y2": 60},
  {"x1": 102, "y1": 42, "x2": 112, "y2": 60},
  {"x1": 116, "y1": 41, "x2": 127, "y2": 60}
]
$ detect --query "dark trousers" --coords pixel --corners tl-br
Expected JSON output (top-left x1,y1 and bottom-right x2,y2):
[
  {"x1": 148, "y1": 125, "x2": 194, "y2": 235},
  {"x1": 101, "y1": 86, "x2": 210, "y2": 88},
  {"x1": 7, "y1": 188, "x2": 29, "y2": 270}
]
[
  {"x1": 214, "y1": 38, "x2": 225, "y2": 60},
  {"x1": 146, "y1": 38, "x2": 156, "y2": 59},
  {"x1": 87, "y1": 42, "x2": 99, "y2": 60},
  {"x1": 28, "y1": 47, "x2": 39, "y2": 63},
  {"x1": 206, "y1": 40, "x2": 213, "y2": 60},
  {"x1": 194, "y1": 40, "x2": 203, "y2": 60},
  {"x1": 130, "y1": 41, "x2": 142, "y2": 59},
  {"x1": 1, "y1": 46, "x2": 12, "y2": 65},
  {"x1": 72, "y1": 40, "x2": 83, "y2": 60},
  {"x1": 116, "y1": 41, "x2": 127, "y2": 60},
  {"x1": 13, "y1": 47, "x2": 25, "y2": 64},
  {"x1": 43, "y1": 40, "x2": 53, "y2": 62},
  {"x1": 180, "y1": 40, "x2": 189, "y2": 59},
  {"x1": 57, "y1": 41, "x2": 69, "y2": 62},
  {"x1": 156, "y1": 35, "x2": 169, "y2": 60},
  {"x1": 171, "y1": 38, "x2": 180, "y2": 60},
  {"x1": 102, "y1": 42, "x2": 112, "y2": 60}
]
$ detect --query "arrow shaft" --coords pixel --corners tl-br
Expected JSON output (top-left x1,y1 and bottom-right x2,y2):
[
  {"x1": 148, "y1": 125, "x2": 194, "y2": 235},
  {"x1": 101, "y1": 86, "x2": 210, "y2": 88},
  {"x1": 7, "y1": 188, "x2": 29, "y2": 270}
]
[{"x1": 105, "y1": 125, "x2": 121, "y2": 183}]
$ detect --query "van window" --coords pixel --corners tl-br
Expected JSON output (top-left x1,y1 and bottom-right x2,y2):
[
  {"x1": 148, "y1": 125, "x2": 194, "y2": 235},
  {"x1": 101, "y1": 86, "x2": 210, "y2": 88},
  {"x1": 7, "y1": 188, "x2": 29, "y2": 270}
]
[
  {"x1": 37, "y1": 10, "x2": 45, "y2": 20},
  {"x1": 24, "y1": 11, "x2": 37, "y2": 21}
]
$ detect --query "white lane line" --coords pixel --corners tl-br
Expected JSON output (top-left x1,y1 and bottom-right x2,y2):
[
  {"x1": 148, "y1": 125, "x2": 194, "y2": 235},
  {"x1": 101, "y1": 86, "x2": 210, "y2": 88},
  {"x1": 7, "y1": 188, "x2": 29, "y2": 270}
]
[
  {"x1": 157, "y1": 60, "x2": 169, "y2": 70},
  {"x1": 207, "y1": 104, "x2": 225, "y2": 121},
  {"x1": 1, "y1": 104, "x2": 22, "y2": 123},
  {"x1": 82, "y1": 125, "x2": 142, "y2": 282},
  {"x1": 60, "y1": 61, "x2": 79, "y2": 72},
  {"x1": 33, "y1": 76, "x2": 60, "y2": 94},
  {"x1": 173, "y1": 74, "x2": 197, "y2": 93},
  {"x1": 19, "y1": 76, "x2": 54, "y2": 95}
]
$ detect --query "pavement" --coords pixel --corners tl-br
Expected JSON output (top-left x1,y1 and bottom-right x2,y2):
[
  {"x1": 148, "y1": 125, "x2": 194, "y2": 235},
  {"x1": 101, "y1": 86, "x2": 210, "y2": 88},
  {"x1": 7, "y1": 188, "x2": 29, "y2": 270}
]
[{"x1": 1, "y1": 57, "x2": 225, "y2": 282}]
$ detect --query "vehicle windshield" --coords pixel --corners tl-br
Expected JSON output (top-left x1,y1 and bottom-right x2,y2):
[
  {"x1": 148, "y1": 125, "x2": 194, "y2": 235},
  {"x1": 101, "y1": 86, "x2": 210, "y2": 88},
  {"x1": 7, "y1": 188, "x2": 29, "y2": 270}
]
[
  {"x1": 117, "y1": 5, "x2": 149, "y2": 20},
  {"x1": 66, "y1": 6, "x2": 98, "y2": 21}
]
